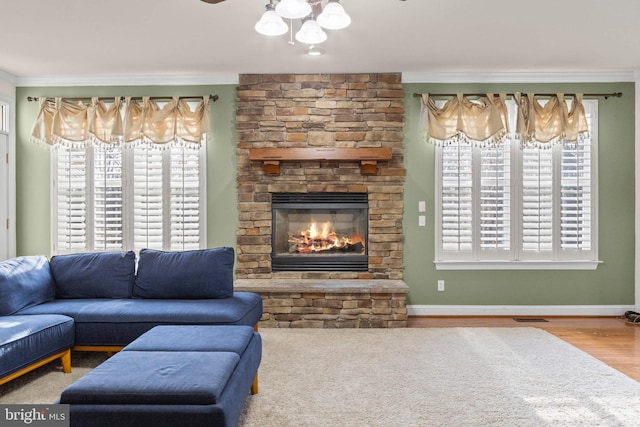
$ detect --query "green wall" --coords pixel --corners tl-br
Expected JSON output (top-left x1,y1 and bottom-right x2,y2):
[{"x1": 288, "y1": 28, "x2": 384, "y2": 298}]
[{"x1": 15, "y1": 81, "x2": 636, "y2": 307}]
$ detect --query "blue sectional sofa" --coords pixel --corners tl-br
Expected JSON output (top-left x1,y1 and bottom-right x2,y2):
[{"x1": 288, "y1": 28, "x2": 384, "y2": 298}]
[{"x1": 0, "y1": 247, "x2": 263, "y2": 385}]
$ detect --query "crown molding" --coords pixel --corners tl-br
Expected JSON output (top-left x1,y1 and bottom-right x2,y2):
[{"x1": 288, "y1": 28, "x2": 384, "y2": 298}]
[
  {"x1": 13, "y1": 70, "x2": 639, "y2": 87},
  {"x1": 15, "y1": 74, "x2": 240, "y2": 88},
  {"x1": 402, "y1": 70, "x2": 636, "y2": 84}
]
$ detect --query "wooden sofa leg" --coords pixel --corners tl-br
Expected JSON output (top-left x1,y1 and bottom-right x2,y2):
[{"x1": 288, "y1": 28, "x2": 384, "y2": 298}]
[
  {"x1": 61, "y1": 349, "x2": 72, "y2": 373},
  {"x1": 251, "y1": 373, "x2": 259, "y2": 395},
  {"x1": 0, "y1": 349, "x2": 72, "y2": 386},
  {"x1": 251, "y1": 323, "x2": 260, "y2": 394}
]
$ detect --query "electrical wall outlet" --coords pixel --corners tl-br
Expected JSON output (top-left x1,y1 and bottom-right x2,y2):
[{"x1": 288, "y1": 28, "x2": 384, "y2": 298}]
[
  {"x1": 418, "y1": 215, "x2": 426, "y2": 227},
  {"x1": 418, "y1": 201, "x2": 426, "y2": 212},
  {"x1": 437, "y1": 280, "x2": 445, "y2": 291}
]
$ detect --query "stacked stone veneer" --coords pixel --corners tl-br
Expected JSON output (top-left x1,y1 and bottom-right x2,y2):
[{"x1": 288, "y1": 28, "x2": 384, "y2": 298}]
[
  {"x1": 235, "y1": 73, "x2": 406, "y2": 327},
  {"x1": 235, "y1": 279, "x2": 409, "y2": 328}
]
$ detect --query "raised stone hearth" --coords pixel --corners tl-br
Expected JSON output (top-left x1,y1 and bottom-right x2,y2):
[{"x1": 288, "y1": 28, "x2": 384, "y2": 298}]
[{"x1": 235, "y1": 279, "x2": 409, "y2": 328}]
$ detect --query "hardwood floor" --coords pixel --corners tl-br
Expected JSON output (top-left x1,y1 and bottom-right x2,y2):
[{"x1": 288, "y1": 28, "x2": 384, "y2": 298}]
[{"x1": 408, "y1": 316, "x2": 640, "y2": 382}]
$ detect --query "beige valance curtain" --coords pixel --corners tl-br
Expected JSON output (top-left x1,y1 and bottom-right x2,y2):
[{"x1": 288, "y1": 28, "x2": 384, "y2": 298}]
[
  {"x1": 514, "y1": 93, "x2": 589, "y2": 146},
  {"x1": 420, "y1": 93, "x2": 509, "y2": 146},
  {"x1": 31, "y1": 96, "x2": 210, "y2": 146},
  {"x1": 420, "y1": 92, "x2": 589, "y2": 147}
]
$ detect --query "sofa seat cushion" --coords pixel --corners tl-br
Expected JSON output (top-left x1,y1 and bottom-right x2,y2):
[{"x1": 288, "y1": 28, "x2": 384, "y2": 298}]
[
  {"x1": 0, "y1": 256, "x2": 55, "y2": 315},
  {"x1": 123, "y1": 325, "x2": 255, "y2": 355},
  {"x1": 60, "y1": 351, "x2": 240, "y2": 405},
  {"x1": 134, "y1": 247, "x2": 235, "y2": 299},
  {"x1": 18, "y1": 293, "x2": 263, "y2": 346},
  {"x1": 18, "y1": 293, "x2": 262, "y2": 325},
  {"x1": 0, "y1": 314, "x2": 74, "y2": 377},
  {"x1": 50, "y1": 251, "x2": 136, "y2": 299}
]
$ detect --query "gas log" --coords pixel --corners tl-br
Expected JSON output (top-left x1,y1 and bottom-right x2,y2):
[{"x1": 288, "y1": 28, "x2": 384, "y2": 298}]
[{"x1": 288, "y1": 232, "x2": 364, "y2": 254}]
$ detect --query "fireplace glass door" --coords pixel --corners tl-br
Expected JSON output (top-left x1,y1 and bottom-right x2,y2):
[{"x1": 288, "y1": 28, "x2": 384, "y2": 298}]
[{"x1": 271, "y1": 193, "x2": 368, "y2": 272}]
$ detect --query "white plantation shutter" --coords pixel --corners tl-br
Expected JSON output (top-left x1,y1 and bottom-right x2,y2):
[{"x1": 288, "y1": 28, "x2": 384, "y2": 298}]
[
  {"x1": 54, "y1": 146, "x2": 87, "y2": 252},
  {"x1": 440, "y1": 142, "x2": 473, "y2": 253},
  {"x1": 169, "y1": 146, "x2": 202, "y2": 250},
  {"x1": 561, "y1": 143, "x2": 591, "y2": 250},
  {"x1": 521, "y1": 147, "x2": 553, "y2": 253},
  {"x1": 133, "y1": 144, "x2": 165, "y2": 250},
  {"x1": 560, "y1": 103, "x2": 595, "y2": 253},
  {"x1": 480, "y1": 144, "x2": 511, "y2": 253},
  {"x1": 438, "y1": 139, "x2": 512, "y2": 259},
  {"x1": 52, "y1": 140, "x2": 205, "y2": 253},
  {"x1": 93, "y1": 145, "x2": 123, "y2": 250}
]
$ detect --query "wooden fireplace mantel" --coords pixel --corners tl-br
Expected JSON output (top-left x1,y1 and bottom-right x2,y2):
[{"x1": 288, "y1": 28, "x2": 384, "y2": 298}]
[{"x1": 249, "y1": 147, "x2": 393, "y2": 175}]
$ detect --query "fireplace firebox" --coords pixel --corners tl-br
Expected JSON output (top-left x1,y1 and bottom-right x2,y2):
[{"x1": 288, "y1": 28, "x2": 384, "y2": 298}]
[{"x1": 271, "y1": 193, "x2": 368, "y2": 272}]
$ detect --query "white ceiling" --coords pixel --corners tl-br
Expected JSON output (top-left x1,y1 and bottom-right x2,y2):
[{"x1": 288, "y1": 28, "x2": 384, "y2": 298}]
[{"x1": 2, "y1": 0, "x2": 640, "y2": 85}]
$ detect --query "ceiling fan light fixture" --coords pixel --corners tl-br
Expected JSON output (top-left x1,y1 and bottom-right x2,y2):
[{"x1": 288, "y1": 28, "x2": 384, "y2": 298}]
[
  {"x1": 255, "y1": 3, "x2": 288, "y2": 36},
  {"x1": 252, "y1": 0, "x2": 352, "y2": 55},
  {"x1": 317, "y1": 0, "x2": 351, "y2": 30},
  {"x1": 295, "y1": 17, "x2": 328, "y2": 45},
  {"x1": 275, "y1": 0, "x2": 312, "y2": 19}
]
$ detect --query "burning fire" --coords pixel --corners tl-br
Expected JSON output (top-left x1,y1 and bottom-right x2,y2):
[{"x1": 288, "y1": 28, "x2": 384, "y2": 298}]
[{"x1": 288, "y1": 220, "x2": 364, "y2": 254}]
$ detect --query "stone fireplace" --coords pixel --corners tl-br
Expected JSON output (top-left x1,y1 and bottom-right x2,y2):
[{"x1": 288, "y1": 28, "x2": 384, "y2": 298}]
[{"x1": 233, "y1": 73, "x2": 408, "y2": 327}]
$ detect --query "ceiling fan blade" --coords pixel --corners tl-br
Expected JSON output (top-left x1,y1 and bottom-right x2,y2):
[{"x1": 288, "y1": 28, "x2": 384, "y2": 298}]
[{"x1": 200, "y1": 0, "x2": 226, "y2": 4}]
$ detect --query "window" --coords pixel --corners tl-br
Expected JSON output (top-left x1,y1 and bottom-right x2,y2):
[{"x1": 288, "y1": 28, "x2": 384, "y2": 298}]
[
  {"x1": 435, "y1": 99, "x2": 598, "y2": 269},
  {"x1": 0, "y1": 102, "x2": 6, "y2": 132},
  {"x1": 52, "y1": 141, "x2": 206, "y2": 254}
]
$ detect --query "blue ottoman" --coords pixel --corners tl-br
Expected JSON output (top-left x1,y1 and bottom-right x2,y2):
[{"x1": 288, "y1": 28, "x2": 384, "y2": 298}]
[
  {"x1": 124, "y1": 324, "x2": 256, "y2": 352},
  {"x1": 124, "y1": 325, "x2": 260, "y2": 394},
  {"x1": 59, "y1": 325, "x2": 262, "y2": 427}
]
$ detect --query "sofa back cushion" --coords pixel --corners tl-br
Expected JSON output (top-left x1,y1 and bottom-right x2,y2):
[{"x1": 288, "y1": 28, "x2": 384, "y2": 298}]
[
  {"x1": 0, "y1": 255, "x2": 55, "y2": 315},
  {"x1": 133, "y1": 247, "x2": 234, "y2": 299},
  {"x1": 51, "y1": 251, "x2": 136, "y2": 299}
]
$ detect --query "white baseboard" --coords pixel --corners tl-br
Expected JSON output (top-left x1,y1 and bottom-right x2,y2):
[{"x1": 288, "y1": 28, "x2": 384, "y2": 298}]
[{"x1": 407, "y1": 305, "x2": 635, "y2": 317}]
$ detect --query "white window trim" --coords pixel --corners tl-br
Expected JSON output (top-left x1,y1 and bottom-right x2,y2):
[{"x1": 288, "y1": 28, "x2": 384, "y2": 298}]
[
  {"x1": 435, "y1": 260, "x2": 601, "y2": 270},
  {"x1": 434, "y1": 99, "x2": 599, "y2": 270},
  {"x1": 0, "y1": 94, "x2": 16, "y2": 261}
]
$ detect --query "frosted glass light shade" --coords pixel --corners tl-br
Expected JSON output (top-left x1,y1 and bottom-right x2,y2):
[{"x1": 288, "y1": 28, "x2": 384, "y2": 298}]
[
  {"x1": 306, "y1": 45, "x2": 325, "y2": 56},
  {"x1": 317, "y1": 1, "x2": 351, "y2": 30},
  {"x1": 275, "y1": 0, "x2": 312, "y2": 19},
  {"x1": 295, "y1": 19, "x2": 327, "y2": 45},
  {"x1": 255, "y1": 8, "x2": 288, "y2": 36}
]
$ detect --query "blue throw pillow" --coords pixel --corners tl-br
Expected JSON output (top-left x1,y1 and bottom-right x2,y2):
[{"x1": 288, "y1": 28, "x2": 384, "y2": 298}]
[
  {"x1": 0, "y1": 255, "x2": 55, "y2": 315},
  {"x1": 133, "y1": 247, "x2": 234, "y2": 299},
  {"x1": 50, "y1": 251, "x2": 136, "y2": 299}
]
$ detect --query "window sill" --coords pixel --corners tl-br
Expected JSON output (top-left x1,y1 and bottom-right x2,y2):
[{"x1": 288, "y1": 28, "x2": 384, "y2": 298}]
[{"x1": 434, "y1": 260, "x2": 601, "y2": 271}]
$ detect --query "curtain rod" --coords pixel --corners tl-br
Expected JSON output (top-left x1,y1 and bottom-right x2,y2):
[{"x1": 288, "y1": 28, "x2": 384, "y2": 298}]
[
  {"x1": 412, "y1": 92, "x2": 622, "y2": 99},
  {"x1": 26, "y1": 94, "x2": 219, "y2": 102}
]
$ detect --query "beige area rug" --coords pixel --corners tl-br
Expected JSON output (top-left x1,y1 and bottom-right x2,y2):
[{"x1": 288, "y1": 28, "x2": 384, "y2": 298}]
[
  {"x1": 2, "y1": 328, "x2": 640, "y2": 426},
  {"x1": 238, "y1": 328, "x2": 640, "y2": 427}
]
